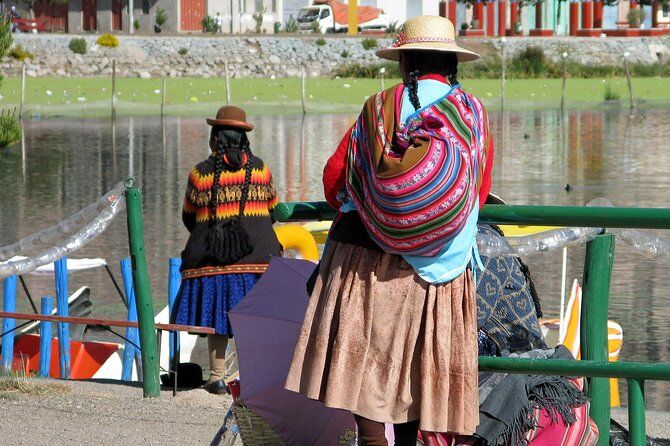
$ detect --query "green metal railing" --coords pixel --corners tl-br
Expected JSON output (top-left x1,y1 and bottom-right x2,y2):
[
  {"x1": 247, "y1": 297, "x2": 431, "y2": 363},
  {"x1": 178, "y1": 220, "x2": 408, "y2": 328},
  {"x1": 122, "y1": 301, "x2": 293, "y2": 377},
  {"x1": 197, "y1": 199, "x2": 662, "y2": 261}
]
[{"x1": 274, "y1": 201, "x2": 670, "y2": 446}]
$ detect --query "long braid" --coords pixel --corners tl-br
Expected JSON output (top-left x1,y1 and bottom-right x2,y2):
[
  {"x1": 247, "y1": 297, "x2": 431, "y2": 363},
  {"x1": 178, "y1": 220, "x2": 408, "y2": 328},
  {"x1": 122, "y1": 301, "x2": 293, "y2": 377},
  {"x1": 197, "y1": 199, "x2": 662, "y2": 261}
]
[
  {"x1": 205, "y1": 129, "x2": 254, "y2": 264},
  {"x1": 209, "y1": 136, "x2": 227, "y2": 222},
  {"x1": 447, "y1": 63, "x2": 459, "y2": 87},
  {"x1": 407, "y1": 69, "x2": 421, "y2": 111},
  {"x1": 237, "y1": 134, "x2": 253, "y2": 220}
]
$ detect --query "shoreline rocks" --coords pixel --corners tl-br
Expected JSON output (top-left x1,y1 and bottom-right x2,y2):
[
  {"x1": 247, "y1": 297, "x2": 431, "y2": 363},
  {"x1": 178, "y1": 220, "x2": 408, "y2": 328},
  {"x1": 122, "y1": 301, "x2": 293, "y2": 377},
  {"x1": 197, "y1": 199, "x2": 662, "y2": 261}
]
[{"x1": 0, "y1": 34, "x2": 668, "y2": 78}]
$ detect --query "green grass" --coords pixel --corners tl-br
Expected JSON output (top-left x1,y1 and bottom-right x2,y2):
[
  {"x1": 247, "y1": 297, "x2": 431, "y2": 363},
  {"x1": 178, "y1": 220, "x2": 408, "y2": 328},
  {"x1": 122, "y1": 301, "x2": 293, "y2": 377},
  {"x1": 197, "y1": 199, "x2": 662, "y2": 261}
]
[{"x1": 0, "y1": 76, "x2": 667, "y2": 117}]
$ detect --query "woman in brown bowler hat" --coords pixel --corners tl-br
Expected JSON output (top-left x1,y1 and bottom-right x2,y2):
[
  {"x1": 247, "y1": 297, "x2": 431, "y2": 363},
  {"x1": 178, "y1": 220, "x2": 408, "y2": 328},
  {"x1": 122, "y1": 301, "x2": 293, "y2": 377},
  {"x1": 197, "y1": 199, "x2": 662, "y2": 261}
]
[{"x1": 172, "y1": 105, "x2": 282, "y2": 394}]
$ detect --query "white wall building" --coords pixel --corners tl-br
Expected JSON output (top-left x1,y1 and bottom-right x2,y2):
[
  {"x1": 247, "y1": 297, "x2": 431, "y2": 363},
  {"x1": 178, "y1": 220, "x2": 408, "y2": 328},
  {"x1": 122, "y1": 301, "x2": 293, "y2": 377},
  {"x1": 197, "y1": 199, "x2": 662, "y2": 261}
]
[{"x1": 279, "y1": 0, "x2": 438, "y2": 29}]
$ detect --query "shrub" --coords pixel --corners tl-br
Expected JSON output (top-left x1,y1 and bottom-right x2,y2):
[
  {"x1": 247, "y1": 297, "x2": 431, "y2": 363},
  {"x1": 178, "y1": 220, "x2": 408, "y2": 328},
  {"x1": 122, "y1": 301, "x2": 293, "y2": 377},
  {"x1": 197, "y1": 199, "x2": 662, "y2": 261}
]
[
  {"x1": 361, "y1": 38, "x2": 378, "y2": 50},
  {"x1": 0, "y1": 109, "x2": 21, "y2": 148},
  {"x1": 202, "y1": 14, "x2": 218, "y2": 33},
  {"x1": 310, "y1": 19, "x2": 321, "y2": 34},
  {"x1": 627, "y1": 8, "x2": 646, "y2": 27},
  {"x1": 316, "y1": 37, "x2": 326, "y2": 46},
  {"x1": 333, "y1": 62, "x2": 400, "y2": 78},
  {"x1": 155, "y1": 8, "x2": 167, "y2": 27},
  {"x1": 340, "y1": 49, "x2": 350, "y2": 58},
  {"x1": 178, "y1": 47, "x2": 188, "y2": 56},
  {"x1": 510, "y1": 46, "x2": 547, "y2": 78},
  {"x1": 253, "y1": 7, "x2": 265, "y2": 33},
  {"x1": 0, "y1": 18, "x2": 11, "y2": 60},
  {"x1": 603, "y1": 84, "x2": 620, "y2": 101},
  {"x1": 68, "y1": 37, "x2": 87, "y2": 54},
  {"x1": 387, "y1": 20, "x2": 399, "y2": 34},
  {"x1": 284, "y1": 15, "x2": 298, "y2": 33},
  {"x1": 96, "y1": 33, "x2": 119, "y2": 48},
  {"x1": 8, "y1": 45, "x2": 33, "y2": 61},
  {"x1": 133, "y1": 19, "x2": 140, "y2": 30}
]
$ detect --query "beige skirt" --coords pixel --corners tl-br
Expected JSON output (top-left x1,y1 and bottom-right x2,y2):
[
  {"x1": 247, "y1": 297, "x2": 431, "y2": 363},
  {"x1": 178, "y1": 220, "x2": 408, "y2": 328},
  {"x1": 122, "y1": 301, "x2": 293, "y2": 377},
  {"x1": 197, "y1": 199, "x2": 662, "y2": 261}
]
[{"x1": 285, "y1": 241, "x2": 479, "y2": 434}]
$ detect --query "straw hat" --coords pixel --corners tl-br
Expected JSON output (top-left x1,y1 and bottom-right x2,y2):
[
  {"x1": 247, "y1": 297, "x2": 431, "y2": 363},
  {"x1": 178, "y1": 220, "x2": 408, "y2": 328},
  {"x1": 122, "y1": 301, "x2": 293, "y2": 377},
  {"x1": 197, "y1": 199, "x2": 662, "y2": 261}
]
[
  {"x1": 206, "y1": 106, "x2": 254, "y2": 131},
  {"x1": 376, "y1": 16, "x2": 480, "y2": 62}
]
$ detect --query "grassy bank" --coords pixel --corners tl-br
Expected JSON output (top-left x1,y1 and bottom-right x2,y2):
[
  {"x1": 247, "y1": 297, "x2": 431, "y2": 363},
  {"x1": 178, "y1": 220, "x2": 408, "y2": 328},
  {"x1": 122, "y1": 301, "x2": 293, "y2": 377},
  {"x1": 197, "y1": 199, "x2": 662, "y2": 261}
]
[{"x1": 1, "y1": 76, "x2": 668, "y2": 117}]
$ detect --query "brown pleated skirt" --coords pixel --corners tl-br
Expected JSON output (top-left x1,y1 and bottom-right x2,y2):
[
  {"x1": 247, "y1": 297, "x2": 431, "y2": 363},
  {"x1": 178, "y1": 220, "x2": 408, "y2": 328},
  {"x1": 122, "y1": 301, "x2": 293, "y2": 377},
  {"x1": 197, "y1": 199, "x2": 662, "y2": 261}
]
[{"x1": 285, "y1": 241, "x2": 479, "y2": 434}]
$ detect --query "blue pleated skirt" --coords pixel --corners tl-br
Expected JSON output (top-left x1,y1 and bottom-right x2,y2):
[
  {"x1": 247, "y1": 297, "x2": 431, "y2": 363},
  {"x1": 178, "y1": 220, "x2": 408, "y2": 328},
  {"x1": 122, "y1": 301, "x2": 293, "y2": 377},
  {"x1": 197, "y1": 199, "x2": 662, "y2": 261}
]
[{"x1": 172, "y1": 273, "x2": 260, "y2": 336}]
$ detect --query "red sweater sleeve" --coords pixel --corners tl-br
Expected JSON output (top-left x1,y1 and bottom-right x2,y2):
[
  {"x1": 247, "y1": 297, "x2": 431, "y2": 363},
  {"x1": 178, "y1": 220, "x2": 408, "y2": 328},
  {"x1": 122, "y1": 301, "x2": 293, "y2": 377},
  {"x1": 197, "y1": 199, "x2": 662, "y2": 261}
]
[
  {"x1": 478, "y1": 127, "x2": 495, "y2": 208},
  {"x1": 323, "y1": 126, "x2": 353, "y2": 209}
]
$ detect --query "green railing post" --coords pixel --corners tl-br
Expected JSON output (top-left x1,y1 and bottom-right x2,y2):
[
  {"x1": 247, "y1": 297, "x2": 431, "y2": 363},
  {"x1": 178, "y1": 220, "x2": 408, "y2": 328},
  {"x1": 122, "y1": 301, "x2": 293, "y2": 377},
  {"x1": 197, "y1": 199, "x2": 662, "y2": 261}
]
[
  {"x1": 125, "y1": 180, "x2": 161, "y2": 398},
  {"x1": 581, "y1": 233, "x2": 615, "y2": 446},
  {"x1": 627, "y1": 379, "x2": 646, "y2": 446}
]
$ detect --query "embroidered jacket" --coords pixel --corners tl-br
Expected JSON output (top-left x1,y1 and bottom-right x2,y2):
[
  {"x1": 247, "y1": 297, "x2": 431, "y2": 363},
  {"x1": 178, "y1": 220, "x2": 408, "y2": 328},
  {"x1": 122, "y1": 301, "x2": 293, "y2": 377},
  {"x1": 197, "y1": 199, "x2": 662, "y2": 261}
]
[{"x1": 180, "y1": 154, "x2": 281, "y2": 278}]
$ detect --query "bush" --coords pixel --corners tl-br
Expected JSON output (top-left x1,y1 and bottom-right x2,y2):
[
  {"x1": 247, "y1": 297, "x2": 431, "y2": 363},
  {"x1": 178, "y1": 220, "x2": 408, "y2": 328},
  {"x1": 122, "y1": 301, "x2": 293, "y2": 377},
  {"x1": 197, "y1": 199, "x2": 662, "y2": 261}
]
[
  {"x1": 340, "y1": 49, "x2": 350, "y2": 58},
  {"x1": 253, "y1": 7, "x2": 265, "y2": 33},
  {"x1": 316, "y1": 37, "x2": 326, "y2": 46},
  {"x1": 202, "y1": 14, "x2": 218, "y2": 33},
  {"x1": 133, "y1": 19, "x2": 140, "y2": 30},
  {"x1": 68, "y1": 37, "x2": 87, "y2": 54},
  {"x1": 155, "y1": 7, "x2": 167, "y2": 28},
  {"x1": 96, "y1": 33, "x2": 119, "y2": 48},
  {"x1": 510, "y1": 46, "x2": 547, "y2": 78},
  {"x1": 178, "y1": 47, "x2": 188, "y2": 56},
  {"x1": 311, "y1": 19, "x2": 321, "y2": 33},
  {"x1": 627, "y1": 8, "x2": 646, "y2": 27},
  {"x1": 361, "y1": 38, "x2": 378, "y2": 50},
  {"x1": 8, "y1": 44, "x2": 33, "y2": 61},
  {"x1": 387, "y1": 21, "x2": 399, "y2": 34},
  {"x1": 333, "y1": 62, "x2": 400, "y2": 78},
  {"x1": 603, "y1": 84, "x2": 620, "y2": 101},
  {"x1": 0, "y1": 109, "x2": 21, "y2": 148},
  {"x1": 284, "y1": 15, "x2": 298, "y2": 33},
  {"x1": 0, "y1": 18, "x2": 11, "y2": 59}
]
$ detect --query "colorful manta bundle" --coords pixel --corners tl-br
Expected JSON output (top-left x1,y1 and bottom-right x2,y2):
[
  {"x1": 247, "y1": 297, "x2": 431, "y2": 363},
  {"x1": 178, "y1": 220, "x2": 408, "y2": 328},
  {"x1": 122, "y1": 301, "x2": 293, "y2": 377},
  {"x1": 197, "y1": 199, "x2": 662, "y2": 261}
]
[{"x1": 345, "y1": 84, "x2": 489, "y2": 256}]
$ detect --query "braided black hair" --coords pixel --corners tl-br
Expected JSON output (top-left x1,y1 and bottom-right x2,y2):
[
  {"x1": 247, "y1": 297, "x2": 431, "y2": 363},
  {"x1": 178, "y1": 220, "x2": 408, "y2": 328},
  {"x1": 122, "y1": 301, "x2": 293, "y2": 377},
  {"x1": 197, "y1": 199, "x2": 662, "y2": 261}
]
[
  {"x1": 401, "y1": 51, "x2": 460, "y2": 111},
  {"x1": 205, "y1": 127, "x2": 255, "y2": 265},
  {"x1": 408, "y1": 70, "x2": 421, "y2": 111},
  {"x1": 209, "y1": 128, "x2": 251, "y2": 220}
]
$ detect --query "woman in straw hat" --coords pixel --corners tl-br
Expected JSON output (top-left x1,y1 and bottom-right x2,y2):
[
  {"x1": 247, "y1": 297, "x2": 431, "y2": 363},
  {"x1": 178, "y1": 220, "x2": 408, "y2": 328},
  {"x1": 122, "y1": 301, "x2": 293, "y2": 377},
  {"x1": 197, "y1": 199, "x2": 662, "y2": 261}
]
[
  {"x1": 173, "y1": 106, "x2": 282, "y2": 394},
  {"x1": 286, "y1": 16, "x2": 494, "y2": 444}
]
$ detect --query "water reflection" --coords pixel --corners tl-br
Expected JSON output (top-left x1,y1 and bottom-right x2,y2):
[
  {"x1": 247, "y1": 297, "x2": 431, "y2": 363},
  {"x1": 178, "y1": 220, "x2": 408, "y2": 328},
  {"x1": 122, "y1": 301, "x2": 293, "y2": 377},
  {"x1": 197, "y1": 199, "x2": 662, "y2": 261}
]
[{"x1": 1, "y1": 108, "x2": 670, "y2": 409}]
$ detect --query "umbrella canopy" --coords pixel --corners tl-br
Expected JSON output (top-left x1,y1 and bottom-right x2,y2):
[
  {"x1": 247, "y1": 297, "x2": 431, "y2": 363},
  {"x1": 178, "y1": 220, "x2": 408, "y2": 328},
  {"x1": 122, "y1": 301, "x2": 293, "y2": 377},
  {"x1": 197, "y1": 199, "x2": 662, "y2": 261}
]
[{"x1": 229, "y1": 257, "x2": 358, "y2": 446}]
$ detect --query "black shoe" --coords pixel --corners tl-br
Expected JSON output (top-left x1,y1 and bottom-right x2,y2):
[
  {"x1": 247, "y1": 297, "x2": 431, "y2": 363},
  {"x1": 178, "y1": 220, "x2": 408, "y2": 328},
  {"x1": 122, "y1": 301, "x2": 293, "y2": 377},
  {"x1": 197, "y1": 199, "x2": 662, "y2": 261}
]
[{"x1": 204, "y1": 379, "x2": 229, "y2": 395}]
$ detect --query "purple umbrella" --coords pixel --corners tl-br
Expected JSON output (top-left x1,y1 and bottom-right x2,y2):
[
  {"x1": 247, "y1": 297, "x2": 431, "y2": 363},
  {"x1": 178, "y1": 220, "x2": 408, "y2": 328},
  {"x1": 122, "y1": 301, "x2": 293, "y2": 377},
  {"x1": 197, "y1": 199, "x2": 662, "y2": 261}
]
[{"x1": 229, "y1": 257, "x2": 358, "y2": 446}]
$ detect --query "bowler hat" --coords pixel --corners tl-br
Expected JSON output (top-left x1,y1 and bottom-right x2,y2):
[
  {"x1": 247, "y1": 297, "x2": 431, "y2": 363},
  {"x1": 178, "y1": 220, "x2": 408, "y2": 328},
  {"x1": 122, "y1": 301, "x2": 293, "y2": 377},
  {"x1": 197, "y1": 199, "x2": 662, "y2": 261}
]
[{"x1": 206, "y1": 106, "x2": 254, "y2": 131}]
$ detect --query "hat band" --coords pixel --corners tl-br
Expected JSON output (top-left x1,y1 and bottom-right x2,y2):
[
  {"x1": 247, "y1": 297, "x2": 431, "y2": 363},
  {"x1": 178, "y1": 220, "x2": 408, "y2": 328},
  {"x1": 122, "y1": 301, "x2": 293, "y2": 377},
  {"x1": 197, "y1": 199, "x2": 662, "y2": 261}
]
[{"x1": 392, "y1": 36, "x2": 457, "y2": 48}]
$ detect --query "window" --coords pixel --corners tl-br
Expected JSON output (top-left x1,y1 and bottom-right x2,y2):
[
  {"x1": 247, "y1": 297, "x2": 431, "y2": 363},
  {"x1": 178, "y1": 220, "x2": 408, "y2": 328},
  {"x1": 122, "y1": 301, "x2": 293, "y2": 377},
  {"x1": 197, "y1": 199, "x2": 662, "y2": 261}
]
[
  {"x1": 320, "y1": 8, "x2": 330, "y2": 19},
  {"x1": 255, "y1": 0, "x2": 263, "y2": 12}
]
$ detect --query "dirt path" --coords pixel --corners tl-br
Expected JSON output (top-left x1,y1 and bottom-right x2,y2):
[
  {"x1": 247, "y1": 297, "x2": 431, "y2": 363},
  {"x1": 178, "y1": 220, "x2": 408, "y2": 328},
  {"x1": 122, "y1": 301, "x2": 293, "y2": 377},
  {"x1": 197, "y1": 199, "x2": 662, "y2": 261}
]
[{"x1": 0, "y1": 378, "x2": 235, "y2": 446}]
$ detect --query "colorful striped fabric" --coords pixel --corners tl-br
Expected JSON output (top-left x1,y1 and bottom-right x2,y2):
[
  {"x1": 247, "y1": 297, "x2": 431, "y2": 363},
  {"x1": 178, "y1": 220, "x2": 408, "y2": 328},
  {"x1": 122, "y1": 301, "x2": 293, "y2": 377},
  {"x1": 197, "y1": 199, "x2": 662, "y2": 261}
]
[
  {"x1": 345, "y1": 84, "x2": 489, "y2": 256},
  {"x1": 418, "y1": 378, "x2": 598, "y2": 446}
]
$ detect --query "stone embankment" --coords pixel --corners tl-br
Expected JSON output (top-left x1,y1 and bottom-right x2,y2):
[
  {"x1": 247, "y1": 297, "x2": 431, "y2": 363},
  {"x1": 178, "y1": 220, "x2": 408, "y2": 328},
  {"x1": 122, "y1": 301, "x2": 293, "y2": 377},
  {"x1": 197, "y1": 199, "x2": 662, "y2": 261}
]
[{"x1": 1, "y1": 34, "x2": 668, "y2": 78}]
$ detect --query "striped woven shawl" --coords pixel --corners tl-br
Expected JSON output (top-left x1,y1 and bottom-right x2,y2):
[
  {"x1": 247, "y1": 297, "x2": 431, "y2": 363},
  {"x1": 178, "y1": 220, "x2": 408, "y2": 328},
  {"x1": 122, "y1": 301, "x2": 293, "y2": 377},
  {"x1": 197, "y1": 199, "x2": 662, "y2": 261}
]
[{"x1": 345, "y1": 84, "x2": 489, "y2": 256}]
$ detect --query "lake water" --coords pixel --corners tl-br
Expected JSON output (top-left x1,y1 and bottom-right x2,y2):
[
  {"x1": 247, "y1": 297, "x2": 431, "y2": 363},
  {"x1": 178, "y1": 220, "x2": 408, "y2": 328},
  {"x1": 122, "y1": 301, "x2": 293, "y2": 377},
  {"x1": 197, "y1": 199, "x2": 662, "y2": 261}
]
[{"x1": 1, "y1": 108, "x2": 670, "y2": 409}]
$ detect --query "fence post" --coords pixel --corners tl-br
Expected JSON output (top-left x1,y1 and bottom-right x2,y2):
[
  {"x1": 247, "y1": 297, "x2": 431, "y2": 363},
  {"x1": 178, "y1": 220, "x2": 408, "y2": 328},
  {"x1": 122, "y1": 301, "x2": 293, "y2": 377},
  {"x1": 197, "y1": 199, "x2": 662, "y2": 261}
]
[
  {"x1": 300, "y1": 65, "x2": 307, "y2": 115},
  {"x1": 627, "y1": 378, "x2": 646, "y2": 445},
  {"x1": 623, "y1": 52, "x2": 635, "y2": 110},
  {"x1": 111, "y1": 59, "x2": 117, "y2": 120},
  {"x1": 19, "y1": 63, "x2": 26, "y2": 120},
  {"x1": 168, "y1": 258, "x2": 182, "y2": 366},
  {"x1": 561, "y1": 52, "x2": 568, "y2": 110},
  {"x1": 580, "y1": 233, "x2": 615, "y2": 446},
  {"x1": 39, "y1": 296, "x2": 54, "y2": 377},
  {"x1": 224, "y1": 61, "x2": 231, "y2": 106},
  {"x1": 500, "y1": 37, "x2": 506, "y2": 110},
  {"x1": 124, "y1": 181, "x2": 160, "y2": 397},
  {"x1": 1, "y1": 275, "x2": 18, "y2": 373},
  {"x1": 160, "y1": 78, "x2": 166, "y2": 118},
  {"x1": 54, "y1": 258, "x2": 71, "y2": 379},
  {"x1": 120, "y1": 258, "x2": 140, "y2": 381}
]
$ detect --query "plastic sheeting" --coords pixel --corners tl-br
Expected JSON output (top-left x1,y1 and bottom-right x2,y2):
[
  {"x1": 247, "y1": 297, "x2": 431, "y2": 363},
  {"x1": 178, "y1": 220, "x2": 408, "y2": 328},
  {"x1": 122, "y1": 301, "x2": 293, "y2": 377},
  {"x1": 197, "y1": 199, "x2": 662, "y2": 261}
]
[
  {"x1": 0, "y1": 184, "x2": 125, "y2": 278},
  {"x1": 477, "y1": 198, "x2": 670, "y2": 259}
]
